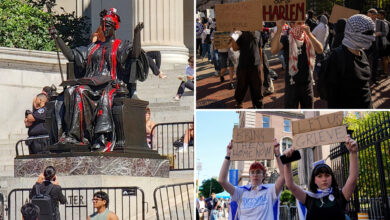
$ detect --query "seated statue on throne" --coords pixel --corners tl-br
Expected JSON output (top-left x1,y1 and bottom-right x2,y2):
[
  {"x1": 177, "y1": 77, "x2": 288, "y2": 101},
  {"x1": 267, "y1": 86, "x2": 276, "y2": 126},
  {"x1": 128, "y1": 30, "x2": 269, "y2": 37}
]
[{"x1": 49, "y1": 8, "x2": 148, "y2": 152}]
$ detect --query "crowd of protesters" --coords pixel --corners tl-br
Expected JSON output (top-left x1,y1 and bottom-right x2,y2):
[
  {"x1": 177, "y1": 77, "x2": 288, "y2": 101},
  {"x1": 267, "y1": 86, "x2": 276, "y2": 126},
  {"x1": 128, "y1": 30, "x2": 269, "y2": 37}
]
[{"x1": 197, "y1": 7, "x2": 390, "y2": 109}]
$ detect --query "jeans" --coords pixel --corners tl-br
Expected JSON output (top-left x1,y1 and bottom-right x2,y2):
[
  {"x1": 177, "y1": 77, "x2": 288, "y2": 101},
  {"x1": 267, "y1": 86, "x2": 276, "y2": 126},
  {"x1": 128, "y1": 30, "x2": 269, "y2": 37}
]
[
  {"x1": 201, "y1": 43, "x2": 211, "y2": 61},
  {"x1": 177, "y1": 80, "x2": 194, "y2": 97}
]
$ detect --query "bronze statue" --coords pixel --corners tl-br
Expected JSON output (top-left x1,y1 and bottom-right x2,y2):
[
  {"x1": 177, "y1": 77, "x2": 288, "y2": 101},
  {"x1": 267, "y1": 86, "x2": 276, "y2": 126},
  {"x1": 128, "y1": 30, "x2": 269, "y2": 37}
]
[{"x1": 49, "y1": 8, "x2": 147, "y2": 152}]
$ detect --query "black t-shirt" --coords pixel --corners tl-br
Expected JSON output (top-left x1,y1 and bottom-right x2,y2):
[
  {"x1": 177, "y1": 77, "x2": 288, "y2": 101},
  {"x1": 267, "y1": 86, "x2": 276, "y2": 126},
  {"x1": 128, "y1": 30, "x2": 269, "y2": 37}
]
[
  {"x1": 306, "y1": 18, "x2": 318, "y2": 32},
  {"x1": 305, "y1": 191, "x2": 348, "y2": 220},
  {"x1": 327, "y1": 45, "x2": 372, "y2": 108},
  {"x1": 28, "y1": 107, "x2": 48, "y2": 137},
  {"x1": 207, "y1": 197, "x2": 219, "y2": 210},
  {"x1": 281, "y1": 35, "x2": 312, "y2": 85},
  {"x1": 236, "y1": 31, "x2": 263, "y2": 70}
]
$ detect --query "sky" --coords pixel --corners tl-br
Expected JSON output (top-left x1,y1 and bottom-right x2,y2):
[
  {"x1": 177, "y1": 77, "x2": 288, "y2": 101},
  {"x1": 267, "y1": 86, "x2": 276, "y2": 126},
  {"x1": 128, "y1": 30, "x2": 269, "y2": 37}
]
[{"x1": 196, "y1": 111, "x2": 239, "y2": 184}]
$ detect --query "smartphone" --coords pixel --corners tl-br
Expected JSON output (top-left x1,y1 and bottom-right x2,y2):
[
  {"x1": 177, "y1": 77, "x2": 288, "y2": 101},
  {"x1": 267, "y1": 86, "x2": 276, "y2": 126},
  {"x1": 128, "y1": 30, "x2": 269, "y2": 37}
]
[{"x1": 280, "y1": 150, "x2": 301, "y2": 164}]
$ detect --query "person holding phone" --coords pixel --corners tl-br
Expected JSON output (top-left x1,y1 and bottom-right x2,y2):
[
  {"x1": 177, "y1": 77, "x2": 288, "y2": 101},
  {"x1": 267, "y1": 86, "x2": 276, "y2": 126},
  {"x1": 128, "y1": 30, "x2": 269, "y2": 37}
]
[
  {"x1": 30, "y1": 166, "x2": 67, "y2": 220},
  {"x1": 218, "y1": 139, "x2": 285, "y2": 219},
  {"x1": 283, "y1": 135, "x2": 358, "y2": 220}
]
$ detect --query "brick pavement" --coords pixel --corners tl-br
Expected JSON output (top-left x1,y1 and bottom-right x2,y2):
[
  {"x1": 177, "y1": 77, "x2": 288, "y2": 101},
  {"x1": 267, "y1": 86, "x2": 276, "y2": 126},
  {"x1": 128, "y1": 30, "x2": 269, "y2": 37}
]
[{"x1": 196, "y1": 56, "x2": 390, "y2": 109}]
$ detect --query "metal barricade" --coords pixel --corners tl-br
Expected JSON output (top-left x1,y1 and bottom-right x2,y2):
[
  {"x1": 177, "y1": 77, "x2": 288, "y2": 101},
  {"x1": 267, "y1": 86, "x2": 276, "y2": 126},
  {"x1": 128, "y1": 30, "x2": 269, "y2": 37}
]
[
  {"x1": 279, "y1": 205, "x2": 299, "y2": 220},
  {"x1": 150, "y1": 122, "x2": 194, "y2": 170},
  {"x1": 153, "y1": 182, "x2": 194, "y2": 220},
  {"x1": 7, "y1": 186, "x2": 145, "y2": 220},
  {"x1": 15, "y1": 135, "x2": 50, "y2": 156}
]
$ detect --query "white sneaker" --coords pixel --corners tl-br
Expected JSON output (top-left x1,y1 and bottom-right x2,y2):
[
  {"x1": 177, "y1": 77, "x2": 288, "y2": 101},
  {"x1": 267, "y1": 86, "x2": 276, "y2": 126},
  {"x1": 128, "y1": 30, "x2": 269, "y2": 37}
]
[{"x1": 173, "y1": 96, "x2": 180, "y2": 101}]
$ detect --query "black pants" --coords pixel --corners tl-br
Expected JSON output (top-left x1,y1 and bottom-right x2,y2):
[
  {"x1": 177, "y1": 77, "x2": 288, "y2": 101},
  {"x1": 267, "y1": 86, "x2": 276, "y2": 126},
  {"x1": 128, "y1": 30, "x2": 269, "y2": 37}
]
[
  {"x1": 146, "y1": 51, "x2": 162, "y2": 76},
  {"x1": 234, "y1": 67, "x2": 263, "y2": 108},
  {"x1": 196, "y1": 38, "x2": 202, "y2": 55},
  {"x1": 366, "y1": 43, "x2": 379, "y2": 82},
  {"x1": 284, "y1": 82, "x2": 314, "y2": 108},
  {"x1": 262, "y1": 51, "x2": 271, "y2": 89}
]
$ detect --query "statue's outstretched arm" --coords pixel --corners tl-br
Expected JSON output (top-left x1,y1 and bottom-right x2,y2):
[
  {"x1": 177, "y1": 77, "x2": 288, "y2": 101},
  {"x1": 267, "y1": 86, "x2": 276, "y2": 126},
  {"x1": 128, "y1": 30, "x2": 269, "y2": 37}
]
[
  {"x1": 131, "y1": 22, "x2": 144, "y2": 59},
  {"x1": 49, "y1": 27, "x2": 75, "y2": 61}
]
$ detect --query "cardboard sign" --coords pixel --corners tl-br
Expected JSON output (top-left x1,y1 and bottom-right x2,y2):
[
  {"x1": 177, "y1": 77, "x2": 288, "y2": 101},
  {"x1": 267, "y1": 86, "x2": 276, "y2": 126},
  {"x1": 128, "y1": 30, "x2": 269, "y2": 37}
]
[
  {"x1": 213, "y1": 31, "x2": 231, "y2": 50},
  {"x1": 215, "y1": 0, "x2": 263, "y2": 31},
  {"x1": 233, "y1": 128, "x2": 274, "y2": 143},
  {"x1": 231, "y1": 142, "x2": 274, "y2": 160},
  {"x1": 293, "y1": 126, "x2": 348, "y2": 149},
  {"x1": 231, "y1": 128, "x2": 274, "y2": 160},
  {"x1": 262, "y1": 0, "x2": 306, "y2": 22},
  {"x1": 329, "y1": 4, "x2": 359, "y2": 24},
  {"x1": 292, "y1": 112, "x2": 344, "y2": 135}
]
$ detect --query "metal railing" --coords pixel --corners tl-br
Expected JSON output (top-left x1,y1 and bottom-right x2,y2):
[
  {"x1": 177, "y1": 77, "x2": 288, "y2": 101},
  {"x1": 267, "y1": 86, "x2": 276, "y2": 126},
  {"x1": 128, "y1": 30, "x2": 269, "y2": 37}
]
[
  {"x1": 7, "y1": 186, "x2": 145, "y2": 220},
  {"x1": 153, "y1": 182, "x2": 194, "y2": 220},
  {"x1": 330, "y1": 112, "x2": 390, "y2": 220},
  {"x1": 0, "y1": 193, "x2": 4, "y2": 220},
  {"x1": 15, "y1": 135, "x2": 50, "y2": 156},
  {"x1": 150, "y1": 122, "x2": 194, "y2": 170},
  {"x1": 279, "y1": 205, "x2": 299, "y2": 220}
]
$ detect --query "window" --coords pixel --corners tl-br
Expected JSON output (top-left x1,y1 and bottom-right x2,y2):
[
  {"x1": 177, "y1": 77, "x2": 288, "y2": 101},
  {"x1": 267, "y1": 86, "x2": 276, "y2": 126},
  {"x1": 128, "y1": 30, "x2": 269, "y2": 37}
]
[
  {"x1": 284, "y1": 119, "x2": 291, "y2": 132},
  {"x1": 263, "y1": 116, "x2": 270, "y2": 128},
  {"x1": 281, "y1": 137, "x2": 293, "y2": 152}
]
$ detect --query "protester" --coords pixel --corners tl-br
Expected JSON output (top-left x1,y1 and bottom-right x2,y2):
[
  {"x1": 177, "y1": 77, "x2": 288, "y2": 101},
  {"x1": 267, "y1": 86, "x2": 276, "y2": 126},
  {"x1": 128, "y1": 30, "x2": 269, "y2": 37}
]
[
  {"x1": 306, "y1": 10, "x2": 317, "y2": 32},
  {"x1": 218, "y1": 139, "x2": 285, "y2": 219},
  {"x1": 366, "y1": 8, "x2": 383, "y2": 84},
  {"x1": 206, "y1": 193, "x2": 220, "y2": 220},
  {"x1": 325, "y1": 14, "x2": 375, "y2": 108},
  {"x1": 88, "y1": 191, "x2": 119, "y2": 220},
  {"x1": 312, "y1": 15, "x2": 329, "y2": 49},
  {"x1": 271, "y1": 23, "x2": 289, "y2": 70},
  {"x1": 217, "y1": 37, "x2": 235, "y2": 87},
  {"x1": 283, "y1": 135, "x2": 358, "y2": 220},
  {"x1": 196, "y1": 195, "x2": 206, "y2": 220},
  {"x1": 145, "y1": 107, "x2": 156, "y2": 148},
  {"x1": 331, "y1": 19, "x2": 347, "y2": 49},
  {"x1": 377, "y1": 10, "x2": 389, "y2": 75},
  {"x1": 24, "y1": 93, "x2": 49, "y2": 154},
  {"x1": 174, "y1": 56, "x2": 194, "y2": 101},
  {"x1": 231, "y1": 31, "x2": 264, "y2": 108},
  {"x1": 30, "y1": 166, "x2": 67, "y2": 220},
  {"x1": 210, "y1": 28, "x2": 221, "y2": 78},
  {"x1": 271, "y1": 20, "x2": 324, "y2": 108},
  {"x1": 201, "y1": 23, "x2": 212, "y2": 61},
  {"x1": 196, "y1": 18, "x2": 204, "y2": 56},
  {"x1": 21, "y1": 203, "x2": 40, "y2": 220}
]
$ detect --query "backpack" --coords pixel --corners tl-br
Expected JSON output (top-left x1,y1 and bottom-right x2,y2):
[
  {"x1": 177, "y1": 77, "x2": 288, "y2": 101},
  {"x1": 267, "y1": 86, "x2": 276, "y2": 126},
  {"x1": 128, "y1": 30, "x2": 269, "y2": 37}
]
[{"x1": 31, "y1": 183, "x2": 55, "y2": 220}]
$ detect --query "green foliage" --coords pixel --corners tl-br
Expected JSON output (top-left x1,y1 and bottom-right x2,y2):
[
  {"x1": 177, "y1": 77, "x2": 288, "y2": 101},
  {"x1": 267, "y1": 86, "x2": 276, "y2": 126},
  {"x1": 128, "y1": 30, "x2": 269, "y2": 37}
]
[
  {"x1": 0, "y1": 0, "x2": 55, "y2": 51},
  {"x1": 343, "y1": 112, "x2": 390, "y2": 198},
  {"x1": 200, "y1": 178, "x2": 224, "y2": 198},
  {"x1": 0, "y1": 0, "x2": 90, "y2": 51},
  {"x1": 280, "y1": 189, "x2": 296, "y2": 206}
]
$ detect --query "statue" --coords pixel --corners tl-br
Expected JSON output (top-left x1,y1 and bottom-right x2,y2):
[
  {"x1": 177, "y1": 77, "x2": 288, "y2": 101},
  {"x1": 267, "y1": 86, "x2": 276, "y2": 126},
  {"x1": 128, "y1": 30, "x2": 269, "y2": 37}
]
[{"x1": 49, "y1": 8, "x2": 148, "y2": 152}]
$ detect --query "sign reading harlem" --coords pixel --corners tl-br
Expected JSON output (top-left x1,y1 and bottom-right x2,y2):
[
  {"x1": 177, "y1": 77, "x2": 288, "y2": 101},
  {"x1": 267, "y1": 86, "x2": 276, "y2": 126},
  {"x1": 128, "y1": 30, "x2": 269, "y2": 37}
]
[
  {"x1": 231, "y1": 128, "x2": 275, "y2": 160},
  {"x1": 292, "y1": 112, "x2": 347, "y2": 149},
  {"x1": 262, "y1": 0, "x2": 306, "y2": 22}
]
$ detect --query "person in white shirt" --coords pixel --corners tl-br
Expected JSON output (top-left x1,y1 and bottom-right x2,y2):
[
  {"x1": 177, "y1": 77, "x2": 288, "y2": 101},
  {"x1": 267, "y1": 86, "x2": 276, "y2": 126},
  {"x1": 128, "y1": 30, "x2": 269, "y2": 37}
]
[
  {"x1": 218, "y1": 139, "x2": 285, "y2": 220},
  {"x1": 197, "y1": 195, "x2": 207, "y2": 220},
  {"x1": 312, "y1": 15, "x2": 329, "y2": 49}
]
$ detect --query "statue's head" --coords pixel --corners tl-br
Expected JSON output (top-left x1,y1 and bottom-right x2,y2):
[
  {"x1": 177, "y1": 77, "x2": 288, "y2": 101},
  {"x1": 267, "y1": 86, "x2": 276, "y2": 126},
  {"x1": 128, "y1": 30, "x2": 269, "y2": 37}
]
[{"x1": 101, "y1": 8, "x2": 121, "y2": 38}]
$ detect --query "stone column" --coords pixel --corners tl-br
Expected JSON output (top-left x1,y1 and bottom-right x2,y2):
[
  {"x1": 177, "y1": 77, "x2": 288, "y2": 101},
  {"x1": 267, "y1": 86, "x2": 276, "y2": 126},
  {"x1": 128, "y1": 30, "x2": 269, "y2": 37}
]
[{"x1": 133, "y1": 0, "x2": 189, "y2": 68}]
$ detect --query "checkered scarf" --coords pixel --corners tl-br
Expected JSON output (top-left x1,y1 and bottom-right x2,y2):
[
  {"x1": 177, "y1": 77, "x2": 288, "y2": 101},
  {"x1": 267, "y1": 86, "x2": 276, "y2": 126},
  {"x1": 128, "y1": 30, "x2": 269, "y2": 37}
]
[
  {"x1": 288, "y1": 26, "x2": 315, "y2": 85},
  {"x1": 342, "y1": 14, "x2": 375, "y2": 50}
]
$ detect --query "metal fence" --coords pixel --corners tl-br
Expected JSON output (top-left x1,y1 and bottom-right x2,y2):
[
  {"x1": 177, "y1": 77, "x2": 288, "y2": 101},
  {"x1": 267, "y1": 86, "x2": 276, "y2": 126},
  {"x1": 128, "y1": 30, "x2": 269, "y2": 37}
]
[
  {"x1": 279, "y1": 205, "x2": 299, "y2": 220},
  {"x1": 15, "y1": 135, "x2": 50, "y2": 156},
  {"x1": 330, "y1": 112, "x2": 390, "y2": 220},
  {"x1": 7, "y1": 186, "x2": 145, "y2": 220},
  {"x1": 153, "y1": 182, "x2": 194, "y2": 220},
  {"x1": 150, "y1": 122, "x2": 194, "y2": 170}
]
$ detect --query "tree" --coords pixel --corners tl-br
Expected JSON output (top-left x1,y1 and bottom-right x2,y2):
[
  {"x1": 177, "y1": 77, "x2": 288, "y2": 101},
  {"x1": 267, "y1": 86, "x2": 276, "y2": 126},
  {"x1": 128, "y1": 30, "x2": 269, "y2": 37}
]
[
  {"x1": 280, "y1": 189, "x2": 296, "y2": 206},
  {"x1": 0, "y1": 0, "x2": 90, "y2": 51},
  {"x1": 200, "y1": 178, "x2": 224, "y2": 198}
]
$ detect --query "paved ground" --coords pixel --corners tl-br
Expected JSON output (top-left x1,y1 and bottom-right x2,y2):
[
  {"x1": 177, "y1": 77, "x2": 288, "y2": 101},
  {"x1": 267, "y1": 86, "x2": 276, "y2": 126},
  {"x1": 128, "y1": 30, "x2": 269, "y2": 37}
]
[{"x1": 196, "y1": 50, "x2": 390, "y2": 109}]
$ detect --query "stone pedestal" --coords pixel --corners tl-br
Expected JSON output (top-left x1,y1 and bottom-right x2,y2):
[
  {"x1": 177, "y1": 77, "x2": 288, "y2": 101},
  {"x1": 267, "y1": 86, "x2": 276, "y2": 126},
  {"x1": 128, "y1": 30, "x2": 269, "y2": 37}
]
[{"x1": 14, "y1": 153, "x2": 169, "y2": 178}]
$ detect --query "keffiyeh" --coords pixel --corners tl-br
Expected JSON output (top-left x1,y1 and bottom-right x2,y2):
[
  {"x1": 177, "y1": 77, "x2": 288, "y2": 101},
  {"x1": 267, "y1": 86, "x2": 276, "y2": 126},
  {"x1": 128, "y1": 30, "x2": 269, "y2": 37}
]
[
  {"x1": 342, "y1": 14, "x2": 375, "y2": 50},
  {"x1": 288, "y1": 26, "x2": 316, "y2": 85}
]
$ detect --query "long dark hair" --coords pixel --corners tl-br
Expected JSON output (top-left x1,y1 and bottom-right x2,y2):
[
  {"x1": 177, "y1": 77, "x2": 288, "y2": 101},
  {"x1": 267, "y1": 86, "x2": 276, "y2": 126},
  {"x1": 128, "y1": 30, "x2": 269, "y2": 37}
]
[{"x1": 309, "y1": 164, "x2": 340, "y2": 198}]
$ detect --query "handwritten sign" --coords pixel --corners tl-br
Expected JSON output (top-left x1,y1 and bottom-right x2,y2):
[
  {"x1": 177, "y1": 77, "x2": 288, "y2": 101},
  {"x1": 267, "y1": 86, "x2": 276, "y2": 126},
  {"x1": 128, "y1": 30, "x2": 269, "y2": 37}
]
[
  {"x1": 231, "y1": 128, "x2": 274, "y2": 160},
  {"x1": 292, "y1": 112, "x2": 344, "y2": 135},
  {"x1": 293, "y1": 126, "x2": 347, "y2": 149},
  {"x1": 213, "y1": 32, "x2": 231, "y2": 50},
  {"x1": 262, "y1": 0, "x2": 306, "y2": 22},
  {"x1": 215, "y1": 0, "x2": 263, "y2": 31},
  {"x1": 329, "y1": 4, "x2": 359, "y2": 24}
]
